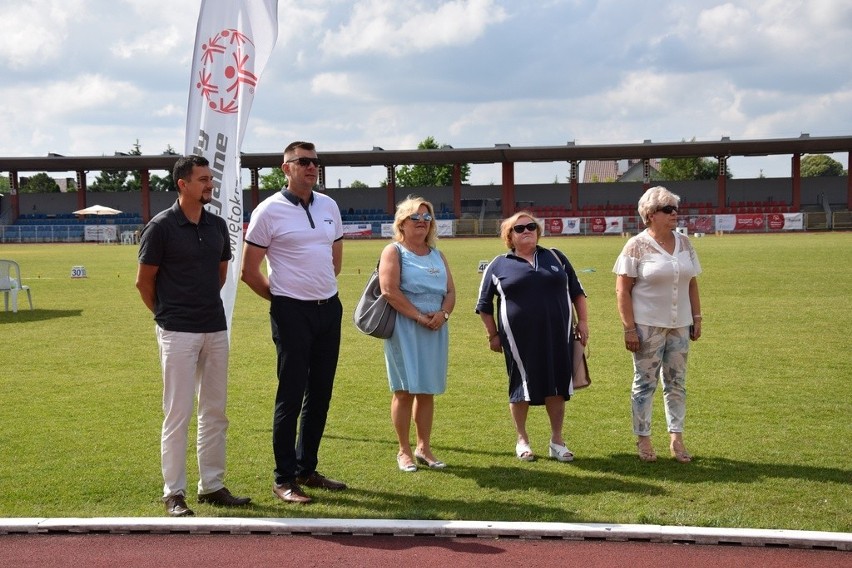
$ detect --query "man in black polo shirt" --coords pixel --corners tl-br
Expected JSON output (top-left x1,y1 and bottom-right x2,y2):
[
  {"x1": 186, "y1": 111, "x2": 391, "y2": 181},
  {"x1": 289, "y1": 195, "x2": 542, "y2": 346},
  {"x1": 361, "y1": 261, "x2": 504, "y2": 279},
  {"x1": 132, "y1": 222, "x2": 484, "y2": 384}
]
[{"x1": 136, "y1": 155, "x2": 251, "y2": 517}]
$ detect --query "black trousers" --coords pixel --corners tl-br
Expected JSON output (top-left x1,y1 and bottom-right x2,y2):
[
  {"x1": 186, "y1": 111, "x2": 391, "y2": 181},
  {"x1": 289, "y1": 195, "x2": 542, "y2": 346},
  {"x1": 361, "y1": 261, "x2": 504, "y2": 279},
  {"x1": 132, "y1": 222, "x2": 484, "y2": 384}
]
[{"x1": 269, "y1": 294, "x2": 342, "y2": 484}]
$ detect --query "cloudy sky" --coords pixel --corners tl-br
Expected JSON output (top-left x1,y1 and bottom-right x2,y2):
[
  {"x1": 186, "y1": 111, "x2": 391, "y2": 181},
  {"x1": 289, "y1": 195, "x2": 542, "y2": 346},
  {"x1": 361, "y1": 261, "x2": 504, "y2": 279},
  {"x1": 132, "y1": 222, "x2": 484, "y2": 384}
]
[{"x1": 1, "y1": 0, "x2": 850, "y2": 186}]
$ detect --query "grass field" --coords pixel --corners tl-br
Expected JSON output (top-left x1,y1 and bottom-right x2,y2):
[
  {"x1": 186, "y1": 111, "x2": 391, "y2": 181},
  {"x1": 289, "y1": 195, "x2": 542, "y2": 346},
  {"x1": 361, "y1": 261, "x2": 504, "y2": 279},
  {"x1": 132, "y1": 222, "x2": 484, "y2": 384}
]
[{"x1": 0, "y1": 232, "x2": 850, "y2": 532}]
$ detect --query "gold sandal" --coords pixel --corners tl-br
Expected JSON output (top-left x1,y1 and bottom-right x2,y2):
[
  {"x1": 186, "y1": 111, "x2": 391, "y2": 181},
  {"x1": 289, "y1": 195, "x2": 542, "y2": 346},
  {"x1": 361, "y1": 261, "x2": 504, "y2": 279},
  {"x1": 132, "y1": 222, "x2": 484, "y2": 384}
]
[
  {"x1": 636, "y1": 439, "x2": 657, "y2": 462},
  {"x1": 670, "y1": 440, "x2": 692, "y2": 463}
]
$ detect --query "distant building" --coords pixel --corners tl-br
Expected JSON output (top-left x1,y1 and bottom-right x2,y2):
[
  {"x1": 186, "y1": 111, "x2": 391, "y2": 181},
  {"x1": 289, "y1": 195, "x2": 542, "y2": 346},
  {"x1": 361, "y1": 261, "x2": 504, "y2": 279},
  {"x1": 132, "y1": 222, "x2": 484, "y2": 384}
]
[
  {"x1": 55, "y1": 177, "x2": 77, "y2": 193},
  {"x1": 583, "y1": 159, "x2": 661, "y2": 183}
]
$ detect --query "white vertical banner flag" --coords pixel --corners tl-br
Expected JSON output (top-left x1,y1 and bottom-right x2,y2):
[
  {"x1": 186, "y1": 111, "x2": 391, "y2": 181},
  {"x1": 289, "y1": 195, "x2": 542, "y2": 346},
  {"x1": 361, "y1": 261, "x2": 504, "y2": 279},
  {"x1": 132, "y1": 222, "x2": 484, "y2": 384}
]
[{"x1": 185, "y1": 0, "x2": 278, "y2": 332}]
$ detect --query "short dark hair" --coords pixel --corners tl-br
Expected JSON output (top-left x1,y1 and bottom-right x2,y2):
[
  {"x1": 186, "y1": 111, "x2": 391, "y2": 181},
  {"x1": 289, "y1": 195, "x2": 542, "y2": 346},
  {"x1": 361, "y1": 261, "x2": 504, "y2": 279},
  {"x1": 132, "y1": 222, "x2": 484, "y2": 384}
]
[
  {"x1": 173, "y1": 155, "x2": 210, "y2": 184},
  {"x1": 283, "y1": 141, "x2": 315, "y2": 159}
]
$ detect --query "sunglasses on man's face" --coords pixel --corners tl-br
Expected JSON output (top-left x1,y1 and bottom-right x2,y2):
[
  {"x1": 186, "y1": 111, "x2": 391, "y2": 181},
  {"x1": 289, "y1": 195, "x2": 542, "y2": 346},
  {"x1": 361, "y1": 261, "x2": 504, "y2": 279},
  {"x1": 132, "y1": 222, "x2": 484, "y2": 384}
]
[
  {"x1": 657, "y1": 205, "x2": 678, "y2": 214},
  {"x1": 512, "y1": 222, "x2": 538, "y2": 234},
  {"x1": 408, "y1": 213, "x2": 433, "y2": 222},
  {"x1": 286, "y1": 157, "x2": 321, "y2": 168}
]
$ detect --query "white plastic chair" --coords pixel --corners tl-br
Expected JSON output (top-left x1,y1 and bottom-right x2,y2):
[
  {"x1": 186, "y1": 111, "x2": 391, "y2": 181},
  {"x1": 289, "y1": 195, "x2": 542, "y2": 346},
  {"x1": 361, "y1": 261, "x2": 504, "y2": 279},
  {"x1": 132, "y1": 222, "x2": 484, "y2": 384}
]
[{"x1": 0, "y1": 259, "x2": 34, "y2": 313}]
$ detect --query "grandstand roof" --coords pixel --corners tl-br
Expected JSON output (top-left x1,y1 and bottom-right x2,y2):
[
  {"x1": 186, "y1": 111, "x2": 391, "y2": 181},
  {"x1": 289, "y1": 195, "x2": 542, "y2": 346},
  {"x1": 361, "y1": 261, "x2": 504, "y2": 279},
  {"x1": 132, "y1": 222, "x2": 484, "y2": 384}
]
[{"x1": 0, "y1": 135, "x2": 849, "y2": 173}]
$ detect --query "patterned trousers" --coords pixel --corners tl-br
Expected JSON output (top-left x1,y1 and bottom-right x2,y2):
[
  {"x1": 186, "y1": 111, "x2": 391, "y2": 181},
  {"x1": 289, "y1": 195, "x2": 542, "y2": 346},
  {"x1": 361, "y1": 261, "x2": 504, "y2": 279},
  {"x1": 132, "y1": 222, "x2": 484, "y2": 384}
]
[{"x1": 631, "y1": 325, "x2": 689, "y2": 436}]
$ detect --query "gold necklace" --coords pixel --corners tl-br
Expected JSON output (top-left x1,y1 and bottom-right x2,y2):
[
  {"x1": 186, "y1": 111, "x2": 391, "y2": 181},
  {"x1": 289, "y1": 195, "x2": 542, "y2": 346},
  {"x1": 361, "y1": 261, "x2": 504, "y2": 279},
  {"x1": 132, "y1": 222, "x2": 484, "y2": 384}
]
[{"x1": 649, "y1": 231, "x2": 672, "y2": 247}]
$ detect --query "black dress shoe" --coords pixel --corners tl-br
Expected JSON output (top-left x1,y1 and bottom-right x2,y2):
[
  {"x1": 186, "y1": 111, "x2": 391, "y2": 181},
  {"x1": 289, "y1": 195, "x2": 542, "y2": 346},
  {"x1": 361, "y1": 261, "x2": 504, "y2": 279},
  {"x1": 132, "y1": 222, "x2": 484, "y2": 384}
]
[
  {"x1": 198, "y1": 487, "x2": 252, "y2": 507},
  {"x1": 295, "y1": 471, "x2": 347, "y2": 491},
  {"x1": 164, "y1": 494, "x2": 194, "y2": 517},
  {"x1": 272, "y1": 482, "x2": 312, "y2": 504}
]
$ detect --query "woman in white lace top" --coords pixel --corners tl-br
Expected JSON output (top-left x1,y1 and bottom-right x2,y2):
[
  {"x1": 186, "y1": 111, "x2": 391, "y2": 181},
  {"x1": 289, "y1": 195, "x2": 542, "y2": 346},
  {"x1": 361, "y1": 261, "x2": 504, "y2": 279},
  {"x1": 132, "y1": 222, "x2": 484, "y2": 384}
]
[{"x1": 612, "y1": 186, "x2": 702, "y2": 464}]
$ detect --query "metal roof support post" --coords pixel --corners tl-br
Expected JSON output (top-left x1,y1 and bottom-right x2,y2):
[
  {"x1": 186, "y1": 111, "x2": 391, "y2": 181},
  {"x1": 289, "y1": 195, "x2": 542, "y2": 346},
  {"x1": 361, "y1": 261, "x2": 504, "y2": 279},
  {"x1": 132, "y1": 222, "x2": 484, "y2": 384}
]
[
  {"x1": 452, "y1": 163, "x2": 462, "y2": 219},
  {"x1": 249, "y1": 167, "x2": 260, "y2": 212},
  {"x1": 75, "y1": 170, "x2": 87, "y2": 211},
  {"x1": 9, "y1": 171, "x2": 20, "y2": 221},
  {"x1": 317, "y1": 164, "x2": 325, "y2": 191},
  {"x1": 501, "y1": 161, "x2": 515, "y2": 218},
  {"x1": 791, "y1": 153, "x2": 801, "y2": 211},
  {"x1": 385, "y1": 165, "x2": 396, "y2": 215},
  {"x1": 569, "y1": 161, "x2": 580, "y2": 214},
  {"x1": 847, "y1": 151, "x2": 852, "y2": 210},
  {"x1": 717, "y1": 156, "x2": 728, "y2": 211},
  {"x1": 140, "y1": 169, "x2": 151, "y2": 224}
]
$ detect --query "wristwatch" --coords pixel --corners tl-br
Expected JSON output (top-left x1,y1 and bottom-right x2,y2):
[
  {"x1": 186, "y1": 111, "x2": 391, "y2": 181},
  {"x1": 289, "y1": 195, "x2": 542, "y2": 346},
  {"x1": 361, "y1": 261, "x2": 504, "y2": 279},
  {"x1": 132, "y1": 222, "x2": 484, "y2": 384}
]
[{"x1": 441, "y1": 310, "x2": 450, "y2": 321}]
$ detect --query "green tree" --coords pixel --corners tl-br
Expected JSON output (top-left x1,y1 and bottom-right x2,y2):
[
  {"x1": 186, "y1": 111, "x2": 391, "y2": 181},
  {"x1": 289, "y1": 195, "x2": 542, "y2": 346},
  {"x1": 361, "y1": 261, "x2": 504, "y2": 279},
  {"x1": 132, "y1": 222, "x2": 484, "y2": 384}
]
[
  {"x1": 0, "y1": 175, "x2": 10, "y2": 193},
  {"x1": 20, "y1": 172, "x2": 60, "y2": 193},
  {"x1": 89, "y1": 170, "x2": 129, "y2": 192},
  {"x1": 395, "y1": 136, "x2": 471, "y2": 187},
  {"x1": 260, "y1": 167, "x2": 287, "y2": 190},
  {"x1": 659, "y1": 156, "x2": 730, "y2": 180},
  {"x1": 801, "y1": 154, "x2": 845, "y2": 177},
  {"x1": 349, "y1": 180, "x2": 369, "y2": 188},
  {"x1": 150, "y1": 171, "x2": 175, "y2": 192},
  {"x1": 125, "y1": 141, "x2": 176, "y2": 192},
  {"x1": 124, "y1": 140, "x2": 144, "y2": 192}
]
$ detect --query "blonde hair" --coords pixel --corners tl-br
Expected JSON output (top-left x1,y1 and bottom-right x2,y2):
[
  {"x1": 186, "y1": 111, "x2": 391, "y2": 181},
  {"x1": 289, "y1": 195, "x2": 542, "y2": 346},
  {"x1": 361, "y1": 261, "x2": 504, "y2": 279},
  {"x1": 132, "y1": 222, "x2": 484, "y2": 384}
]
[
  {"x1": 392, "y1": 195, "x2": 437, "y2": 247},
  {"x1": 500, "y1": 211, "x2": 541, "y2": 249},
  {"x1": 638, "y1": 186, "x2": 681, "y2": 225}
]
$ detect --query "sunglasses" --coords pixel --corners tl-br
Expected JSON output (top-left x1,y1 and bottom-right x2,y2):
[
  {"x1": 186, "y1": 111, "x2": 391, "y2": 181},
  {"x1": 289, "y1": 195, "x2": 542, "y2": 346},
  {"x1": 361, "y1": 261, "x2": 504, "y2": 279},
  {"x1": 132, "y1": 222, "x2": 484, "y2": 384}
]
[
  {"x1": 286, "y1": 157, "x2": 321, "y2": 167},
  {"x1": 512, "y1": 222, "x2": 538, "y2": 234},
  {"x1": 657, "y1": 205, "x2": 678, "y2": 214},
  {"x1": 408, "y1": 213, "x2": 433, "y2": 222}
]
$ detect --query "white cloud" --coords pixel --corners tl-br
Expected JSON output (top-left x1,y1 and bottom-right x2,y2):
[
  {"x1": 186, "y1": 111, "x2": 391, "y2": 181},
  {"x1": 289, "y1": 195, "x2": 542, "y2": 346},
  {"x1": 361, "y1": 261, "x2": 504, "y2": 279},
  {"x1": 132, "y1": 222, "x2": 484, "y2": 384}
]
[
  {"x1": 319, "y1": 0, "x2": 508, "y2": 58},
  {"x1": 153, "y1": 104, "x2": 183, "y2": 118},
  {"x1": 311, "y1": 72, "x2": 375, "y2": 100},
  {"x1": 0, "y1": 0, "x2": 85, "y2": 69},
  {"x1": 111, "y1": 26, "x2": 184, "y2": 59},
  {"x1": 3, "y1": 75, "x2": 140, "y2": 121}
]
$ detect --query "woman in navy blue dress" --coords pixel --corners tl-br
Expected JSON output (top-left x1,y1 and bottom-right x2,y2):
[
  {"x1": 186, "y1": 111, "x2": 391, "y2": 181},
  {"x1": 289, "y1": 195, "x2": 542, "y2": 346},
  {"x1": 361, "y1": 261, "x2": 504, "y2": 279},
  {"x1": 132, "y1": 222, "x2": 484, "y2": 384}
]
[{"x1": 476, "y1": 211, "x2": 589, "y2": 462}]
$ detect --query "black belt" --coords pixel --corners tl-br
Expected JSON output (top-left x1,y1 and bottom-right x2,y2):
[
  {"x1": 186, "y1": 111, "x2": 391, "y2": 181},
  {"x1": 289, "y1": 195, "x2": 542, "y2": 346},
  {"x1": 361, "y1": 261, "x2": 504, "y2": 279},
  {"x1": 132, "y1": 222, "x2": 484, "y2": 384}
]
[{"x1": 277, "y1": 293, "x2": 337, "y2": 305}]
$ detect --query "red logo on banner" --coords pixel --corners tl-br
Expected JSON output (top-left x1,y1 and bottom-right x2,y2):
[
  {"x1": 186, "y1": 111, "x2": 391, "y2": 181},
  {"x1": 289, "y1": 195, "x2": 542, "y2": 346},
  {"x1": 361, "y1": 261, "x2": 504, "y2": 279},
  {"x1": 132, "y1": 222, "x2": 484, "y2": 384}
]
[
  {"x1": 735, "y1": 214, "x2": 765, "y2": 230},
  {"x1": 768, "y1": 214, "x2": 785, "y2": 230},
  {"x1": 590, "y1": 217, "x2": 606, "y2": 233},
  {"x1": 547, "y1": 218, "x2": 564, "y2": 234},
  {"x1": 195, "y1": 29, "x2": 257, "y2": 114}
]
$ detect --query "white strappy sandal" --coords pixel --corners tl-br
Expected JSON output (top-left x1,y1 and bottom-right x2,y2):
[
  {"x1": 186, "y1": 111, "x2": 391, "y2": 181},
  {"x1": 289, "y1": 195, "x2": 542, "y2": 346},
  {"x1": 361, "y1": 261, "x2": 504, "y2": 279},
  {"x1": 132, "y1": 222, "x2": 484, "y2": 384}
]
[
  {"x1": 548, "y1": 441, "x2": 574, "y2": 462},
  {"x1": 515, "y1": 441, "x2": 535, "y2": 461}
]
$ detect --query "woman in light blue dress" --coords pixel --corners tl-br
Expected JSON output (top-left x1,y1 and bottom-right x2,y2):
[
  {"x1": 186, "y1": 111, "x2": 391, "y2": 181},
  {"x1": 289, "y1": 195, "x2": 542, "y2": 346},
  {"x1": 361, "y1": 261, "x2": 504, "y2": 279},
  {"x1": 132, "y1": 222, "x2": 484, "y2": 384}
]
[{"x1": 379, "y1": 196, "x2": 455, "y2": 472}]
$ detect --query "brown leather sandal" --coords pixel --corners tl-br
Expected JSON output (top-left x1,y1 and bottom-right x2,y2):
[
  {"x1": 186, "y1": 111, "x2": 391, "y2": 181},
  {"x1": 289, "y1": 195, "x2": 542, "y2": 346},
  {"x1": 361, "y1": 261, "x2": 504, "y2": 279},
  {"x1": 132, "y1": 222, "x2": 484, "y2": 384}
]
[
  {"x1": 670, "y1": 440, "x2": 692, "y2": 463},
  {"x1": 636, "y1": 438, "x2": 657, "y2": 462}
]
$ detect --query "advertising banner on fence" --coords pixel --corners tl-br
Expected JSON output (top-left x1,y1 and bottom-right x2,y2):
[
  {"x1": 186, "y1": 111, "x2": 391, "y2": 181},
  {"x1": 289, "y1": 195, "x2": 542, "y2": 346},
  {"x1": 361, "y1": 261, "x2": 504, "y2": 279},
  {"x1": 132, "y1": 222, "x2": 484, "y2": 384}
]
[
  {"x1": 716, "y1": 213, "x2": 804, "y2": 232},
  {"x1": 715, "y1": 214, "x2": 735, "y2": 232},
  {"x1": 684, "y1": 215, "x2": 714, "y2": 234},
  {"x1": 546, "y1": 217, "x2": 581, "y2": 235},
  {"x1": 769, "y1": 212, "x2": 804, "y2": 230},
  {"x1": 734, "y1": 213, "x2": 766, "y2": 231},
  {"x1": 590, "y1": 216, "x2": 624, "y2": 234},
  {"x1": 84, "y1": 225, "x2": 118, "y2": 242},
  {"x1": 380, "y1": 220, "x2": 454, "y2": 238},
  {"x1": 343, "y1": 224, "x2": 372, "y2": 238}
]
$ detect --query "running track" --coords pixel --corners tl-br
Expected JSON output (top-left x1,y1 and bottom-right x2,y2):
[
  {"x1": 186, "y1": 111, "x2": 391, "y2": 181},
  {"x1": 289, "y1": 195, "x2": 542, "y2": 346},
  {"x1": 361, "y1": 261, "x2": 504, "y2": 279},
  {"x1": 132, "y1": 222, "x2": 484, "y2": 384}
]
[{"x1": 2, "y1": 518, "x2": 850, "y2": 567}]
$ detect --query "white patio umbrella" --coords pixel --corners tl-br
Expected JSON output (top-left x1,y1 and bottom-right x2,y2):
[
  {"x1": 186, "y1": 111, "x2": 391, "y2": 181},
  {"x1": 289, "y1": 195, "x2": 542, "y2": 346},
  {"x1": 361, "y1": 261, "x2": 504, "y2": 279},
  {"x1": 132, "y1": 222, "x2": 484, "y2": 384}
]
[
  {"x1": 73, "y1": 204, "x2": 122, "y2": 216},
  {"x1": 73, "y1": 205, "x2": 122, "y2": 243}
]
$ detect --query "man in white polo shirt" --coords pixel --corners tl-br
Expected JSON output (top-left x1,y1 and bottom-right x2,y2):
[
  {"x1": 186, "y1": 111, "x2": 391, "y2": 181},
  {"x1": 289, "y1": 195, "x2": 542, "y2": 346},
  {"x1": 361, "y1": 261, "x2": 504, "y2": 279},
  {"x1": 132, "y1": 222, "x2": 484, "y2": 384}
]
[{"x1": 241, "y1": 141, "x2": 346, "y2": 504}]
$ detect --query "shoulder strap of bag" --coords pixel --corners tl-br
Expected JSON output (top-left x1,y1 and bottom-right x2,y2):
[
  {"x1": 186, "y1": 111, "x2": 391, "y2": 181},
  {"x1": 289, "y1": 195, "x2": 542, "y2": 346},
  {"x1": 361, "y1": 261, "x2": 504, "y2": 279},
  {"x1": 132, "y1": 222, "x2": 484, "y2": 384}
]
[
  {"x1": 546, "y1": 247, "x2": 565, "y2": 270},
  {"x1": 545, "y1": 247, "x2": 582, "y2": 331},
  {"x1": 377, "y1": 242, "x2": 403, "y2": 276}
]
